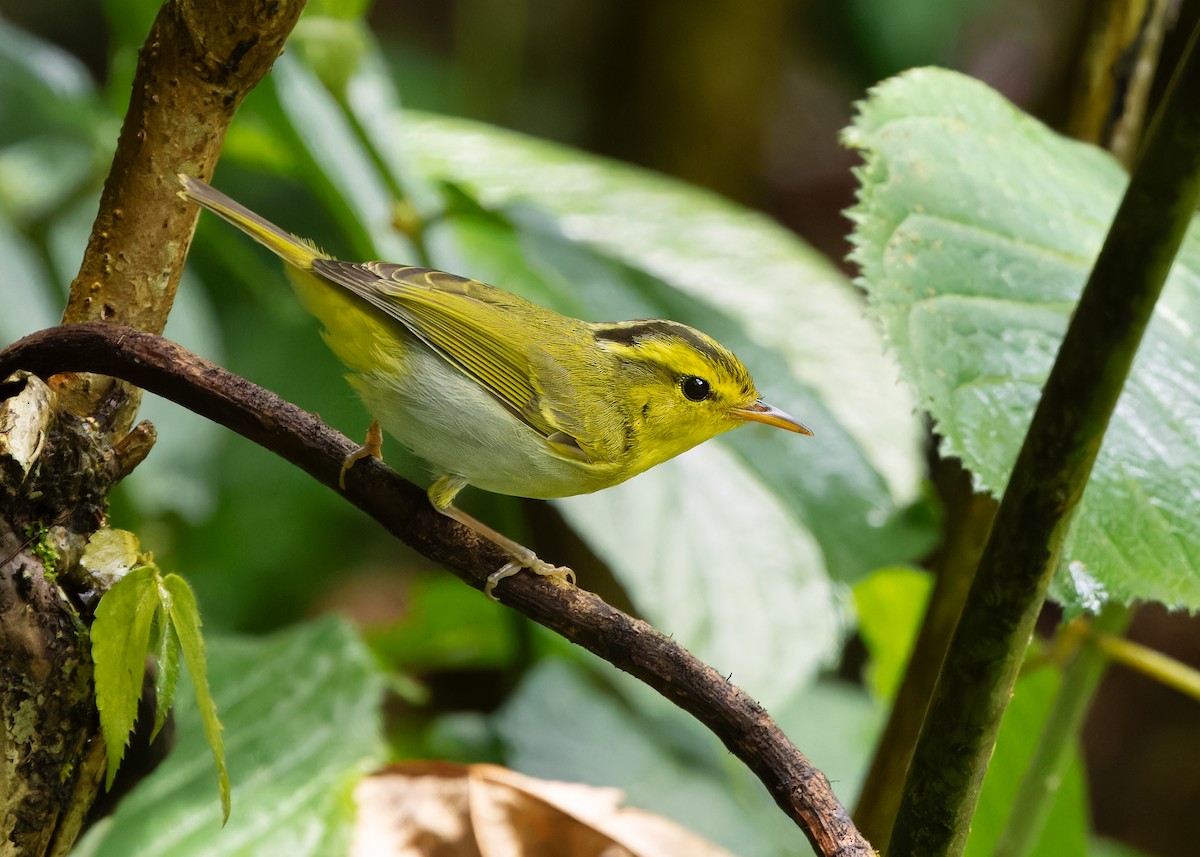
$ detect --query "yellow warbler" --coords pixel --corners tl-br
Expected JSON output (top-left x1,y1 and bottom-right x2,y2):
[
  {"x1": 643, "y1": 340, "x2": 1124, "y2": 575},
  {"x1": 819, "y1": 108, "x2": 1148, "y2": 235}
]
[{"x1": 178, "y1": 175, "x2": 810, "y2": 597}]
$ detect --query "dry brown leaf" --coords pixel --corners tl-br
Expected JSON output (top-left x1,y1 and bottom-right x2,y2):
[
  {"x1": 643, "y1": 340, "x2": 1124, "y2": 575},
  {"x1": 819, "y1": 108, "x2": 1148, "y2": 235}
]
[{"x1": 350, "y1": 761, "x2": 740, "y2": 857}]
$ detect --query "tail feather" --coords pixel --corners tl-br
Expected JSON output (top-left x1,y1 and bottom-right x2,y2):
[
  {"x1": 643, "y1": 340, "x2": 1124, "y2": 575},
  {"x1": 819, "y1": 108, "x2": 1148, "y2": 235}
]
[{"x1": 177, "y1": 174, "x2": 326, "y2": 270}]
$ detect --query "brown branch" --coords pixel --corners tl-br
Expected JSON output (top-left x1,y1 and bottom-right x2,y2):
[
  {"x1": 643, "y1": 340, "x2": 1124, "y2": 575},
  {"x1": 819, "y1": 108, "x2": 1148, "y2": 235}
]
[
  {"x1": 0, "y1": 517, "x2": 105, "y2": 857},
  {"x1": 61, "y1": 0, "x2": 305, "y2": 429},
  {"x1": 1, "y1": 6, "x2": 306, "y2": 853},
  {"x1": 0, "y1": 323, "x2": 874, "y2": 857}
]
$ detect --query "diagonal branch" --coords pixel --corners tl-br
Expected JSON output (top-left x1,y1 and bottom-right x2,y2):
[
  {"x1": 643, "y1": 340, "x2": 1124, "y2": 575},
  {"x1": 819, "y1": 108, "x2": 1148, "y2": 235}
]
[{"x1": 0, "y1": 323, "x2": 873, "y2": 857}]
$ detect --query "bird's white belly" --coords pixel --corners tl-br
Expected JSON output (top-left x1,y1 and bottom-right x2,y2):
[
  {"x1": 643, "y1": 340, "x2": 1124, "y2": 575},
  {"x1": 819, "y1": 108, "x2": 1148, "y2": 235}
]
[{"x1": 349, "y1": 350, "x2": 603, "y2": 500}]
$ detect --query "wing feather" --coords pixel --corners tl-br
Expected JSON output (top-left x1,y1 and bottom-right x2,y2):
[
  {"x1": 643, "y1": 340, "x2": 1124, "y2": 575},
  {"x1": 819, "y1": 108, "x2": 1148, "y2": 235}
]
[{"x1": 310, "y1": 259, "x2": 580, "y2": 450}]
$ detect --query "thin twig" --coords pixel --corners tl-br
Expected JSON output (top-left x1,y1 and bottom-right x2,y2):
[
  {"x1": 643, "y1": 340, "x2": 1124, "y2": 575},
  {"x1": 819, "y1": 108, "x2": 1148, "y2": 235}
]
[{"x1": 0, "y1": 323, "x2": 873, "y2": 857}]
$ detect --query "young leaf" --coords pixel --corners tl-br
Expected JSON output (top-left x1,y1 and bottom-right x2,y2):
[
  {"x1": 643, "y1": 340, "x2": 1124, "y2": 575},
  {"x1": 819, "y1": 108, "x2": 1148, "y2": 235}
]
[
  {"x1": 150, "y1": 604, "x2": 182, "y2": 742},
  {"x1": 79, "y1": 527, "x2": 143, "y2": 589},
  {"x1": 91, "y1": 564, "x2": 161, "y2": 789},
  {"x1": 845, "y1": 68, "x2": 1200, "y2": 611},
  {"x1": 163, "y1": 572, "x2": 230, "y2": 822}
]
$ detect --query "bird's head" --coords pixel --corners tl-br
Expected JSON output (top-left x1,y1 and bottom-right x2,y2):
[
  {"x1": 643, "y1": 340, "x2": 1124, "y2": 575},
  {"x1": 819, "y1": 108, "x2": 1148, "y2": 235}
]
[{"x1": 591, "y1": 320, "x2": 811, "y2": 472}]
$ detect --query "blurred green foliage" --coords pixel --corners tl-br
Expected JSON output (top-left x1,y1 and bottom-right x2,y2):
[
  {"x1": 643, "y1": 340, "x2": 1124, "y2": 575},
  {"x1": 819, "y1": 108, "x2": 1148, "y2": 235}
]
[{"x1": 2, "y1": 1, "x2": 1192, "y2": 855}]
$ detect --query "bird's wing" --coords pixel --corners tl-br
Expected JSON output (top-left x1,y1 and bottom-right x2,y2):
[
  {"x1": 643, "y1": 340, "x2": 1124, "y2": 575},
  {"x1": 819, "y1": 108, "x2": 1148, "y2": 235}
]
[{"x1": 311, "y1": 260, "x2": 594, "y2": 462}]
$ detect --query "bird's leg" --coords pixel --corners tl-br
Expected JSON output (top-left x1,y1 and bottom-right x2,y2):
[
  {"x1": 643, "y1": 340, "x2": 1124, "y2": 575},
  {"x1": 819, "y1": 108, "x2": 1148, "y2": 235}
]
[
  {"x1": 428, "y1": 475, "x2": 575, "y2": 599},
  {"x1": 339, "y1": 419, "x2": 385, "y2": 489}
]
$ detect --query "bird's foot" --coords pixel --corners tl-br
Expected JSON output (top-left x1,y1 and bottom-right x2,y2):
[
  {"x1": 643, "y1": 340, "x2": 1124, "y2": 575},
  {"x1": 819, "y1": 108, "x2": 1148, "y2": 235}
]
[
  {"x1": 432, "y1": 492, "x2": 576, "y2": 600},
  {"x1": 485, "y1": 556, "x2": 576, "y2": 600},
  {"x1": 339, "y1": 419, "x2": 384, "y2": 489}
]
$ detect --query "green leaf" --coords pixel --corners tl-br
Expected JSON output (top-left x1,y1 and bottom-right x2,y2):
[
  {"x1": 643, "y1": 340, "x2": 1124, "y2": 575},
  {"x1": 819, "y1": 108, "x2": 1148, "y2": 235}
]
[
  {"x1": 74, "y1": 617, "x2": 386, "y2": 857},
  {"x1": 853, "y1": 566, "x2": 932, "y2": 700},
  {"x1": 845, "y1": 68, "x2": 1200, "y2": 610},
  {"x1": 150, "y1": 605, "x2": 181, "y2": 743},
  {"x1": 162, "y1": 572, "x2": 229, "y2": 822},
  {"x1": 92, "y1": 564, "x2": 161, "y2": 790},
  {"x1": 231, "y1": 40, "x2": 939, "y2": 705}
]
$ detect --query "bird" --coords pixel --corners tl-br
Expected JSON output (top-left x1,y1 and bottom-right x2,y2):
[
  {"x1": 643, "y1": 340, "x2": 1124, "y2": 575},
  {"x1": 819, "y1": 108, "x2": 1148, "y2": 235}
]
[{"x1": 178, "y1": 174, "x2": 812, "y2": 597}]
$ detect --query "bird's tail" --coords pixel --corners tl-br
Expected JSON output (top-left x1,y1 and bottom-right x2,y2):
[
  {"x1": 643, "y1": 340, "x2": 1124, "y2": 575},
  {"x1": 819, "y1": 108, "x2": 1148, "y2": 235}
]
[{"x1": 177, "y1": 174, "x2": 326, "y2": 271}]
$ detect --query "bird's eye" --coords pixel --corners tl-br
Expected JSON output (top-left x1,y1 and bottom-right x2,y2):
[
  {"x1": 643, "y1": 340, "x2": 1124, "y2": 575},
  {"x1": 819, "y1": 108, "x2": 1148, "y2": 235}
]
[{"x1": 680, "y1": 376, "x2": 711, "y2": 402}]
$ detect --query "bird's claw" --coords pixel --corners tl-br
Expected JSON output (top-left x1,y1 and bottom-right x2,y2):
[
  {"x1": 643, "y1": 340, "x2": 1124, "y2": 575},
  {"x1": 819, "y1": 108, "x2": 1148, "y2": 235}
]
[
  {"x1": 485, "y1": 558, "x2": 576, "y2": 600},
  {"x1": 338, "y1": 420, "x2": 384, "y2": 489}
]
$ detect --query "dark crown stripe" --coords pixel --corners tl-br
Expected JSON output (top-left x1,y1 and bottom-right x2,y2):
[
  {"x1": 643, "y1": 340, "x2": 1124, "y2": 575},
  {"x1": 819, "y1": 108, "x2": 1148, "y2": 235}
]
[{"x1": 593, "y1": 320, "x2": 726, "y2": 365}]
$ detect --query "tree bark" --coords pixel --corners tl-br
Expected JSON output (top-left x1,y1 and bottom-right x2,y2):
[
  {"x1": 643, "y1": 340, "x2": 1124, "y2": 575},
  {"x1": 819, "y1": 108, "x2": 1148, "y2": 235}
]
[{"x1": 1, "y1": 2, "x2": 304, "y2": 854}]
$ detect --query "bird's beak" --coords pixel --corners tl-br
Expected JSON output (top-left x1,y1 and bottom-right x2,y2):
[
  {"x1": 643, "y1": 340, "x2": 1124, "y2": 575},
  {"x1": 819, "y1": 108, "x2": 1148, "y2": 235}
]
[{"x1": 731, "y1": 399, "x2": 814, "y2": 435}]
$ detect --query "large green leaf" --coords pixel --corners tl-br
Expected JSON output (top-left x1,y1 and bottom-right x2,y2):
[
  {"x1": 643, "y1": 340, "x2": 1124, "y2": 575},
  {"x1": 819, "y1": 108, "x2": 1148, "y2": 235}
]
[
  {"x1": 397, "y1": 110, "x2": 930, "y2": 556},
  {"x1": 250, "y1": 54, "x2": 938, "y2": 705},
  {"x1": 845, "y1": 68, "x2": 1200, "y2": 611},
  {"x1": 75, "y1": 617, "x2": 386, "y2": 857}
]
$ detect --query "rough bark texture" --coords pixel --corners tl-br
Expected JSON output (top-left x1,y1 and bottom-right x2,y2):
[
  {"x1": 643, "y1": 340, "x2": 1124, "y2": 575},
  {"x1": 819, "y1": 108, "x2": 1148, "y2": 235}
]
[
  {"x1": 0, "y1": 380, "x2": 122, "y2": 857},
  {"x1": 1, "y1": 2, "x2": 304, "y2": 854},
  {"x1": 62, "y1": 0, "x2": 304, "y2": 429}
]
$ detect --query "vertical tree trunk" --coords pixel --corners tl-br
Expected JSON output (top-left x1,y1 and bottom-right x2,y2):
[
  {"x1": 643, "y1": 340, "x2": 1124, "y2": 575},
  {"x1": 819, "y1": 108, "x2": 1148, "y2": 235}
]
[{"x1": 0, "y1": 2, "x2": 304, "y2": 853}]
